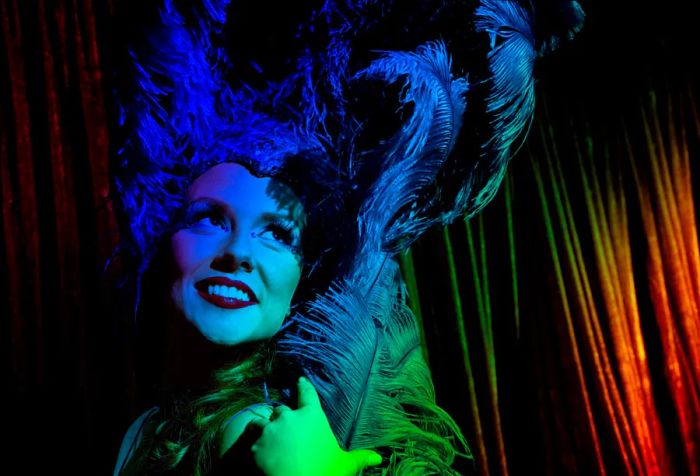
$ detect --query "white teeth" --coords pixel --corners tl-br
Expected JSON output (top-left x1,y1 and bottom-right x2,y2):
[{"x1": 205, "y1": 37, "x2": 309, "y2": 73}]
[{"x1": 206, "y1": 284, "x2": 251, "y2": 301}]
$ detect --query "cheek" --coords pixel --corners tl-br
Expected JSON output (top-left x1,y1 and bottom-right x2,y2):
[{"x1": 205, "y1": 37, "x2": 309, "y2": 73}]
[
  {"x1": 279, "y1": 259, "x2": 303, "y2": 300},
  {"x1": 171, "y1": 232, "x2": 214, "y2": 277},
  {"x1": 171, "y1": 231, "x2": 206, "y2": 279},
  {"x1": 171, "y1": 233, "x2": 194, "y2": 275},
  {"x1": 261, "y1": 247, "x2": 303, "y2": 303}
]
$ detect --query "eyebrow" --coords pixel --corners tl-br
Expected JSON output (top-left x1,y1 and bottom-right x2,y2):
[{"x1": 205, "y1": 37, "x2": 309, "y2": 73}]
[
  {"x1": 187, "y1": 197, "x2": 303, "y2": 227},
  {"x1": 184, "y1": 197, "x2": 226, "y2": 212},
  {"x1": 261, "y1": 212, "x2": 304, "y2": 229}
]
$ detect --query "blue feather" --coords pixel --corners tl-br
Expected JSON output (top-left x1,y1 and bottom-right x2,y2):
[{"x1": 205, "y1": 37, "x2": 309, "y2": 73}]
[
  {"x1": 353, "y1": 41, "x2": 469, "y2": 257},
  {"x1": 467, "y1": 0, "x2": 537, "y2": 218},
  {"x1": 279, "y1": 258, "x2": 470, "y2": 475}
]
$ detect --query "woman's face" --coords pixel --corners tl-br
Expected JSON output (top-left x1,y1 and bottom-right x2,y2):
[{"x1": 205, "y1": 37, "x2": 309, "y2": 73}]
[{"x1": 170, "y1": 162, "x2": 305, "y2": 346}]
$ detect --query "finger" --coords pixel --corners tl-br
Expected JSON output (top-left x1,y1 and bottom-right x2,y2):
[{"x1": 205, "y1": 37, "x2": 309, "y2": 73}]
[
  {"x1": 270, "y1": 404, "x2": 291, "y2": 421},
  {"x1": 297, "y1": 376, "x2": 321, "y2": 409},
  {"x1": 347, "y1": 449, "x2": 383, "y2": 471},
  {"x1": 246, "y1": 416, "x2": 270, "y2": 432}
]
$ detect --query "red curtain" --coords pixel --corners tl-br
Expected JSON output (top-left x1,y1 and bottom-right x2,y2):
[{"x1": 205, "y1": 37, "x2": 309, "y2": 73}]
[{"x1": 1, "y1": 0, "x2": 124, "y2": 472}]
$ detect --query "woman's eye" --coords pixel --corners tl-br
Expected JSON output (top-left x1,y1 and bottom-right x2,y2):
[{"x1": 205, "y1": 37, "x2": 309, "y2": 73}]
[
  {"x1": 260, "y1": 222, "x2": 299, "y2": 248},
  {"x1": 187, "y1": 212, "x2": 230, "y2": 231}
]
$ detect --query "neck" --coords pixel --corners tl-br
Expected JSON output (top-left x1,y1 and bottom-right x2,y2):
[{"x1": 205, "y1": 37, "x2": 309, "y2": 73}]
[{"x1": 162, "y1": 317, "x2": 263, "y2": 397}]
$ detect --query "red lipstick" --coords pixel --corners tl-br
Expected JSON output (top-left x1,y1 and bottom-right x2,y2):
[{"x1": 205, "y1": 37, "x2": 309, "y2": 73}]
[{"x1": 195, "y1": 277, "x2": 258, "y2": 310}]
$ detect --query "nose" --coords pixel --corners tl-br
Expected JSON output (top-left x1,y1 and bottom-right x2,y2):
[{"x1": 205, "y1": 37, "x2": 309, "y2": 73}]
[{"x1": 210, "y1": 231, "x2": 254, "y2": 273}]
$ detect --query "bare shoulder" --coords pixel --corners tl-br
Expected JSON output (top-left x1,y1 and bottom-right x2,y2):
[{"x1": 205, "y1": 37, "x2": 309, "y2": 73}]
[{"x1": 113, "y1": 407, "x2": 160, "y2": 476}]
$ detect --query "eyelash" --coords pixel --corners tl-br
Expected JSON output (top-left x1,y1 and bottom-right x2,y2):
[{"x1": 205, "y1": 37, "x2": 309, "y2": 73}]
[
  {"x1": 183, "y1": 207, "x2": 301, "y2": 250},
  {"x1": 263, "y1": 220, "x2": 299, "y2": 248},
  {"x1": 186, "y1": 208, "x2": 231, "y2": 231}
]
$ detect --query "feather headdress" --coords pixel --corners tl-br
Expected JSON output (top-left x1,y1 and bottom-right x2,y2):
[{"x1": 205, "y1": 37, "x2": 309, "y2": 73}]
[{"x1": 111, "y1": 0, "x2": 584, "y2": 473}]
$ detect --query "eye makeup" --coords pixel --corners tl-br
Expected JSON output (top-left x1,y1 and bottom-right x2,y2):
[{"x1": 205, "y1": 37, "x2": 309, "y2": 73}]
[
  {"x1": 255, "y1": 218, "x2": 302, "y2": 252},
  {"x1": 180, "y1": 199, "x2": 232, "y2": 232},
  {"x1": 177, "y1": 198, "x2": 303, "y2": 255}
]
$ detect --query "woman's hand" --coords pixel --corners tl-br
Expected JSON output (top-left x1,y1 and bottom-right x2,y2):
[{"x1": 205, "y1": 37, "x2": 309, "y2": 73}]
[{"x1": 247, "y1": 377, "x2": 383, "y2": 476}]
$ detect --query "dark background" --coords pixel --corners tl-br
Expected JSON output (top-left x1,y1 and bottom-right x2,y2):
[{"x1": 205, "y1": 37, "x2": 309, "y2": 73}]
[{"x1": 1, "y1": 0, "x2": 697, "y2": 474}]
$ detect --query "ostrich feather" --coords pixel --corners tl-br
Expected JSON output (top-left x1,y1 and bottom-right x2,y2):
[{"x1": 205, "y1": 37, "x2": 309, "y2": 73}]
[
  {"x1": 113, "y1": 0, "x2": 240, "y2": 279},
  {"x1": 279, "y1": 257, "x2": 470, "y2": 475},
  {"x1": 353, "y1": 41, "x2": 469, "y2": 258},
  {"x1": 279, "y1": 30, "x2": 474, "y2": 476},
  {"x1": 464, "y1": 0, "x2": 537, "y2": 219}
]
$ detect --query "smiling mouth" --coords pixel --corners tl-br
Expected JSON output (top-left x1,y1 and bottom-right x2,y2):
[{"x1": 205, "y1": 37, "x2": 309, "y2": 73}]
[{"x1": 195, "y1": 277, "x2": 258, "y2": 310}]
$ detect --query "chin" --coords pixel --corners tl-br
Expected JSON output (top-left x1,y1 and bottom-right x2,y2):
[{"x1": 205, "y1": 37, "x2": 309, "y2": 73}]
[
  {"x1": 191, "y1": 308, "x2": 284, "y2": 348},
  {"x1": 188, "y1": 311, "x2": 254, "y2": 346},
  {"x1": 175, "y1": 287, "x2": 285, "y2": 346},
  {"x1": 199, "y1": 330, "x2": 246, "y2": 346}
]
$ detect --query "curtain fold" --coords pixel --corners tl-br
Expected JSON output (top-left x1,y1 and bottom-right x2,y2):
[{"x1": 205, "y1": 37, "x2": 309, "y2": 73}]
[
  {"x1": 3, "y1": 1, "x2": 698, "y2": 474},
  {"x1": 404, "y1": 87, "x2": 699, "y2": 475},
  {"x1": 2, "y1": 1, "x2": 121, "y2": 473}
]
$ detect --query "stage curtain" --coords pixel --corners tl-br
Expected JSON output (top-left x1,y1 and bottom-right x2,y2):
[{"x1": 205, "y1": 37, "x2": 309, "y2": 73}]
[
  {"x1": 404, "y1": 87, "x2": 700, "y2": 476},
  {"x1": 2, "y1": 1, "x2": 697, "y2": 474}
]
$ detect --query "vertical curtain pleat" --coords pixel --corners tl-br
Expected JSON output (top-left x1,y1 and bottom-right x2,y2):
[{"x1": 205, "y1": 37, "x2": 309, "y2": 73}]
[
  {"x1": 3, "y1": 0, "x2": 44, "y2": 387},
  {"x1": 531, "y1": 143, "x2": 608, "y2": 474},
  {"x1": 414, "y1": 86, "x2": 699, "y2": 475},
  {"x1": 2, "y1": 1, "x2": 118, "y2": 472}
]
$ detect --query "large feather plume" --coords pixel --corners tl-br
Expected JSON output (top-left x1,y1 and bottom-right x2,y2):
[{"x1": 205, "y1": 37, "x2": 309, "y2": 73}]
[
  {"x1": 353, "y1": 42, "x2": 469, "y2": 257},
  {"x1": 280, "y1": 257, "x2": 470, "y2": 475},
  {"x1": 111, "y1": 0, "x2": 239, "y2": 283},
  {"x1": 279, "y1": 38, "x2": 472, "y2": 476},
  {"x1": 463, "y1": 0, "x2": 584, "y2": 219},
  {"x1": 465, "y1": 0, "x2": 538, "y2": 219}
]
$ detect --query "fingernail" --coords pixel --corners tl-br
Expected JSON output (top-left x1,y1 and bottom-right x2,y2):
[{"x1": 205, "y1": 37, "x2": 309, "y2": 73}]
[
  {"x1": 369, "y1": 453, "x2": 382, "y2": 465},
  {"x1": 298, "y1": 376, "x2": 308, "y2": 384}
]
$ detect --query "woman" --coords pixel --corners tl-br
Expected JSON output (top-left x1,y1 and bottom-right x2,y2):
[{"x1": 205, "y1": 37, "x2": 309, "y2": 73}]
[
  {"x1": 111, "y1": 0, "x2": 583, "y2": 474},
  {"x1": 113, "y1": 114, "x2": 469, "y2": 474},
  {"x1": 114, "y1": 143, "x2": 386, "y2": 475}
]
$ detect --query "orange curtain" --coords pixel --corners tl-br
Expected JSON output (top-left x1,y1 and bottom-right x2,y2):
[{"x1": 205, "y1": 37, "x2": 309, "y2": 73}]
[{"x1": 404, "y1": 86, "x2": 700, "y2": 475}]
